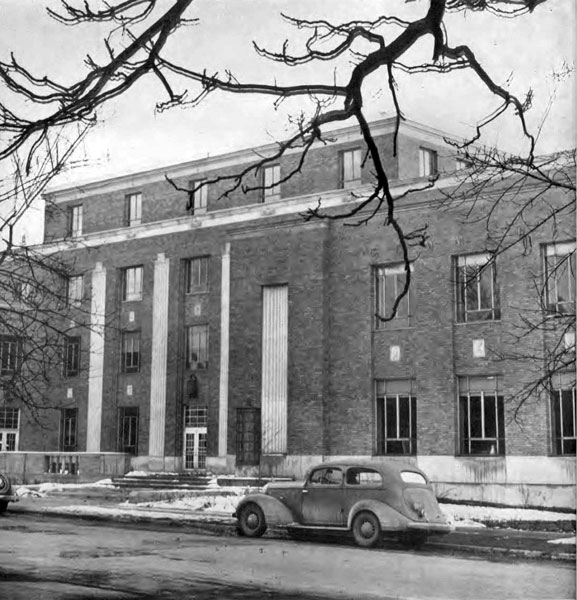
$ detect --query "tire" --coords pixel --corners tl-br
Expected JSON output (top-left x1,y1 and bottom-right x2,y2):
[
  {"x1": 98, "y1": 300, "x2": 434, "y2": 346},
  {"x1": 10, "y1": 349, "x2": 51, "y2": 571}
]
[
  {"x1": 352, "y1": 511, "x2": 381, "y2": 548},
  {"x1": 399, "y1": 531, "x2": 428, "y2": 549},
  {"x1": 0, "y1": 500, "x2": 8, "y2": 514},
  {"x1": 237, "y1": 502, "x2": 267, "y2": 538},
  {"x1": 0, "y1": 473, "x2": 11, "y2": 495}
]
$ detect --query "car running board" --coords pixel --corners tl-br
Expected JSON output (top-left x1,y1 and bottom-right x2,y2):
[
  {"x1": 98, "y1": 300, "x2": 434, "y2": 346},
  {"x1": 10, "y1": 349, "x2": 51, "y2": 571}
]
[{"x1": 287, "y1": 523, "x2": 349, "y2": 532}]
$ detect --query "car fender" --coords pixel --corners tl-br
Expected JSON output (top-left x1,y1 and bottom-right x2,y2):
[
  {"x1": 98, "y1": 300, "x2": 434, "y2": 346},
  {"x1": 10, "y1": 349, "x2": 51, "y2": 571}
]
[
  {"x1": 235, "y1": 493, "x2": 296, "y2": 526},
  {"x1": 347, "y1": 500, "x2": 410, "y2": 532}
]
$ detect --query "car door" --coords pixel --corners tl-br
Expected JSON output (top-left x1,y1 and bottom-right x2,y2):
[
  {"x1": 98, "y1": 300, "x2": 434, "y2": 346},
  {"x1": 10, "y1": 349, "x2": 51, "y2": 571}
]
[{"x1": 301, "y1": 467, "x2": 346, "y2": 526}]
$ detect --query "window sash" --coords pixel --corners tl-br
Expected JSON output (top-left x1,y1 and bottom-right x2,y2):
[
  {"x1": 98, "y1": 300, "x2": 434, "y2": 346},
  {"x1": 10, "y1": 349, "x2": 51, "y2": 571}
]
[
  {"x1": 190, "y1": 180, "x2": 208, "y2": 213},
  {"x1": 119, "y1": 407, "x2": 139, "y2": 454},
  {"x1": 184, "y1": 406, "x2": 208, "y2": 428},
  {"x1": 459, "y1": 391, "x2": 505, "y2": 455},
  {"x1": 375, "y1": 264, "x2": 412, "y2": 324},
  {"x1": 263, "y1": 165, "x2": 281, "y2": 200},
  {"x1": 126, "y1": 193, "x2": 142, "y2": 226},
  {"x1": 123, "y1": 266, "x2": 143, "y2": 301},
  {"x1": 187, "y1": 325, "x2": 209, "y2": 368},
  {"x1": 456, "y1": 256, "x2": 500, "y2": 322},
  {"x1": 65, "y1": 337, "x2": 80, "y2": 377},
  {"x1": 70, "y1": 205, "x2": 83, "y2": 236},
  {"x1": 0, "y1": 408, "x2": 19, "y2": 429},
  {"x1": 186, "y1": 257, "x2": 209, "y2": 293},
  {"x1": 122, "y1": 332, "x2": 141, "y2": 372},
  {"x1": 376, "y1": 386, "x2": 416, "y2": 455},
  {"x1": 67, "y1": 275, "x2": 83, "y2": 305},
  {"x1": 342, "y1": 149, "x2": 361, "y2": 187},
  {"x1": 61, "y1": 408, "x2": 77, "y2": 451},
  {"x1": 0, "y1": 338, "x2": 20, "y2": 375},
  {"x1": 419, "y1": 148, "x2": 438, "y2": 177},
  {"x1": 545, "y1": 245, "x2": 575, "y2": 313},
  {"x1": 552, "y1": 388, "x2": 576, "y2": 455}
]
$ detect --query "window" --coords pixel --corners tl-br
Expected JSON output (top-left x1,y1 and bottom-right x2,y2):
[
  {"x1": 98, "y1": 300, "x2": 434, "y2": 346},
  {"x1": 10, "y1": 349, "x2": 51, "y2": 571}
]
[
  {"x1": 308, "y1": 467, "x2": 343, "y2": 486},
  {"x1": 122, "y1": 266, "x2": 143, "y2": 301},
  {"x1": 189, "y1": 180, "x2": 208, "y2": 215},
  {"x1": 458, "y1": 376, "x2": 505, "y2": 456},
  {"x1": 69, "y1": 204, "x2": 83, "y2": 237},
  {"x1": 64, "y1": 336, "x2": 80, "y2": 377},
  {"x1": 184, "y1": 405, "x2": 208, "y2": 428},
  {"x1": 263, "y1": 164, "x2": 281, "y2": 201},
  {"x1": 0, "y1": 407, "x2": 19, "y2": 451},
  {"x1": 375, "y1": 263, "x2": 413, "y2": 327},
  {"x1": 551, "y1": 375, "x2": 576, "y2": 456},
  {"x1": 455, "y1": 158, "x2": 470, "y2": 171},
  {"x1": 186, "y1": 324, "x2": 209, "y2": 369},
  {"x1": 346, "y1": 467, "x2": 383, "y2": 486},
  {"x1": 544, "y1": 242, "x2": 575, "y2": 314},
  {"x1": 118, "y1": 407, "x2": 138, "y2": 455},
  {"x1": 125, "y1": 192, "x2": 142, "y2": 227},
  {"x1": 67, "y1": 275, "x2": 84, "y2": 306},
  {"x1": 419, "y1": 148, "x2": 438, "y2": 177},
  {"x1": 60, "y1": 408, "x2": 78, "y2": 452},
  {"x1": 456, "y1": 254, "x2": 500, "y2": 322},
  {"x1": 185, "y1": 257, "x2": 209, "y2": 294},
  {"x1": 375, "y1": 379, "x2": 417, "y2": 455},
  {"x1": 0, "y1": 336, "x2": 21, "y2": 375},
  {"x1": 121, "y1": 331, "x2": 141, "y2": 373},
  {"x1": 236, "y1": 407, "x2": 261, "y2": 467},
  {"x1": 341, "y1": 148, "x2": 362, "y2": 189}
]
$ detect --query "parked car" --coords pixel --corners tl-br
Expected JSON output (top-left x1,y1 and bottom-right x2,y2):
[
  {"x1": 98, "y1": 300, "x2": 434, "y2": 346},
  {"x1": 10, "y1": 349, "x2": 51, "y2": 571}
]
[
  {"x1": 0, "y1": 472, "x2": 17, "y2": 513},
  {"x1": 234, "y1": 460, "x2": 453, "y2": 548}
]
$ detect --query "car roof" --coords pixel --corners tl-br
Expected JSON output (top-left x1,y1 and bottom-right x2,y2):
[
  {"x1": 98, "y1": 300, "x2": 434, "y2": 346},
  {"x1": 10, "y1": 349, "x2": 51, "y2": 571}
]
[{"x1": 308, "y1": 460, "x2": 425, "y2": 477}]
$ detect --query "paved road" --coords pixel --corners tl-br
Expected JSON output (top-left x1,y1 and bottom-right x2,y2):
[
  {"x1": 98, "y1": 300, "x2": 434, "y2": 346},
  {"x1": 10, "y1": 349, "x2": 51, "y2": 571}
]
[{"x1": 0, "y1": 513, "x2": 574, "y2": 600}]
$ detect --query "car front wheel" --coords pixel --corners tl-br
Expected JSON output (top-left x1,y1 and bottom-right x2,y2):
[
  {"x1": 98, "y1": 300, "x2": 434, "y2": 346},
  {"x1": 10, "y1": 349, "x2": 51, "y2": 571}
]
[
  {"x1": 352, "y1": 511, "x2": 381, "y2": 548},
  {"x1": 238, "y1": 502, "x2": 267, "y2": 538}
]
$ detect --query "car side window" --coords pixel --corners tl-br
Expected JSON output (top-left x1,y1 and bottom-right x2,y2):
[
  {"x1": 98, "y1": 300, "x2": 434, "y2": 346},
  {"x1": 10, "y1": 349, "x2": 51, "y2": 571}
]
[
  {"x1": 309, "y1": 467, "x2": 343, "y2": 486},
  {"x1": 346, "y1": 468, "x2": 383, "y2": 486}
]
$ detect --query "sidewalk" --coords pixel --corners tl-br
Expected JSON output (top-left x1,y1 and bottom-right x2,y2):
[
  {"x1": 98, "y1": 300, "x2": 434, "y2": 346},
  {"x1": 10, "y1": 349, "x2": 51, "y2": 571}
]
[{"x1": 5, "y1": 486, "x2": 576, "y2": 563}]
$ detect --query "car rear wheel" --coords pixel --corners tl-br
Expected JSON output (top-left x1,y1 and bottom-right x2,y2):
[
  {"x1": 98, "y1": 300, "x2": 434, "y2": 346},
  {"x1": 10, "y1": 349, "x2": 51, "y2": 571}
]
[
  {"x1": 0, "y1": 473, "x2": 11, "y2": 495},
  {"x1": 352, "y1": 511, "x2": 381, "y2": 548},
  {"x1": 238, "y1": 502, "x2": 267, "y2": 538}
]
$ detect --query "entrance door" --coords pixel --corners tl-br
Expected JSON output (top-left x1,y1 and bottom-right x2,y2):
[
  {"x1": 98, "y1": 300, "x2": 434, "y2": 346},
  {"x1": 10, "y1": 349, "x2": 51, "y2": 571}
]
[{"x1": 183, "y1": 406, "x2": 207, "y2": 471}]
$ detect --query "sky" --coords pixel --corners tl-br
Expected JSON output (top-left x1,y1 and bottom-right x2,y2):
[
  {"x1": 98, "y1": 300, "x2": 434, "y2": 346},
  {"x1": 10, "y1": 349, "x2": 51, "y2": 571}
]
[{"x1": 0, "y1": 0, "x2": 574, "y2": 244}]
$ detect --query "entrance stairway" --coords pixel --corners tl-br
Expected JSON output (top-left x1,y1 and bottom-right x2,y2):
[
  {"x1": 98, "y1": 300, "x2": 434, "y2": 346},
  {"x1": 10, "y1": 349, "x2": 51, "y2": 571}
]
[{"x1": 111, "y1": 473, "x2": 214, "y2": 491}]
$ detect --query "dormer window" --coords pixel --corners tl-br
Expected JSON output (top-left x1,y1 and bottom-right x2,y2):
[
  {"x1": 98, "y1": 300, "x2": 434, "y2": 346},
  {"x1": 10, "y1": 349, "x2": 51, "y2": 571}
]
[{"x1": 419, "y1": 148, "x2": 438, "y2": 178}]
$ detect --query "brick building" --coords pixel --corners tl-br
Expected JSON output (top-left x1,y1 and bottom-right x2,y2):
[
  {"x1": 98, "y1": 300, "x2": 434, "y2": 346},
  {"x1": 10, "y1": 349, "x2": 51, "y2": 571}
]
[{"x1": 2, "y1": 118, "x2": 575, "y2": 507}]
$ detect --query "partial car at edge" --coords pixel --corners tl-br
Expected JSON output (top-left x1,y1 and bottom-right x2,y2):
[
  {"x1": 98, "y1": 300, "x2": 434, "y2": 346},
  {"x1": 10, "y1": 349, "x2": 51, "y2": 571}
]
[{"x1": 0, "y1": 472, "x2": 18, "y2": 513}]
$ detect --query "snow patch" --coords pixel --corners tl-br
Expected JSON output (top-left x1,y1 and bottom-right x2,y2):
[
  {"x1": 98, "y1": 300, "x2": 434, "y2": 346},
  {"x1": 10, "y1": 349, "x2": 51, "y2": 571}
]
[
  {"x1": 441, "y1": 503, "x2": 576, "y2": 524},
  {"x1": 548, "y1": 536, "x2": 576, "y2": 545}
]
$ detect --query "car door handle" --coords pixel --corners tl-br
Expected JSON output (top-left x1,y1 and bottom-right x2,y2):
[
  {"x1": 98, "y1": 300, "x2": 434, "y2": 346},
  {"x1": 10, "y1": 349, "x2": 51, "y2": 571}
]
[{"x1": 302, "y1": 489, "x2": 308, "y2": 494}]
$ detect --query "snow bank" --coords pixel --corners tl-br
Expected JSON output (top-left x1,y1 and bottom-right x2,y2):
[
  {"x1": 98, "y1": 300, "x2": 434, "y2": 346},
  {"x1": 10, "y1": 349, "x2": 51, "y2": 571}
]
[
  {"x1": 15, "y1": 479, "x2": 115, "y2": 496},
  {"x1": 548, "y1": 536, "x2": 577, "y2": 545}
]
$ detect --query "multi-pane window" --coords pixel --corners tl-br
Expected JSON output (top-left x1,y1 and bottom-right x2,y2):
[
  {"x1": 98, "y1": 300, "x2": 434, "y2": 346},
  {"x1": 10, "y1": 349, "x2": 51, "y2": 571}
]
[
  {"x1": 125, "y1": 192, "x2": 142, "y2": 227},
  {"x1": 60, "y1": 408, "x2": 78, "y2": 452},
  {"x1": 185, "y1": 257, "x2": 209, "y2": 294},
  {"x1": 69, "y1": 204, "x2": 83, "y2": 237},
  {"x1": 67, "y1": 275, "x2": 84, "y2": 306},
  {"x1": 551, "y1": 374, "x2": 576, "y2": 456},
  {"x1": 263, "y1": 164, "x2": 281, "y2": 201},
  {"x1": 122, "y1": 266, "x2": 143, "y2": 301},
  {"x1": 456, "y1": 254, "x2": 500, "y2": 322},
  {"x1": 341, "y1": 148, "x2": 362, "y2": 189},
  {"x1": 419, "y1": 147, "x2": 438, "y2": 177},
  {"x1": 118, "y1": 407, "x2": 138, "y2": 455},
  {"x1": 186, "y1": 324, "x2": 209, "y2": 369},
  {"x1": 121, "y1": 331, "x2": 141, "y2": 373},
  {"x1": 458, "y1": 376, "x2": 505, "y2": 456},
  {"x1": 189, "y1": 180, "x2": 208, "y2": 214},
  {"x1": 544, "y1": 242, "x2": 575, "y2": 314},
  {"x1": 375, "y1": 379, "x2": 417, "y2": 455},
  {"x1": 0, "y1": 407, "x2": 19, "y2": 451},
  {"x1": 375, "y1": 263, "x2": 413, "y2": 327},
  {"x1": 0, "y1": 336, "x2": 21, "y2": 375},
  {"x1": 64, "y1": 336, "x2": 80, "y2": 377},
  {"x1": 184, "y1": 405, "x2": 208, "y2": 427},
  {"x1": 236, "y1": 407, "x2": 261, "y2": 467}
]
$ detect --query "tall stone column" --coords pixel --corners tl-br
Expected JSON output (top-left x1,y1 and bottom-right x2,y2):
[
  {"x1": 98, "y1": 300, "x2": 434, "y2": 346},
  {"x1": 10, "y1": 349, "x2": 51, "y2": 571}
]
[
  {"x1": 148, "y1": 253, "x2": 170, "y2": 458},
  {"x1": 86, "y1": 262, "x2": 106, "y2": 452},
  {"x1": 218, "y1": 243, "x2": 231, "y2": 457}
]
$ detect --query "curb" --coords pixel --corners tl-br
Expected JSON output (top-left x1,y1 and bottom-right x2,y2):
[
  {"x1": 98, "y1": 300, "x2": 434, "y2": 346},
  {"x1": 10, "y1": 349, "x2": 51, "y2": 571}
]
[{"x1": 7, "y1": 503, "x2": 575, "y2": 563}]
